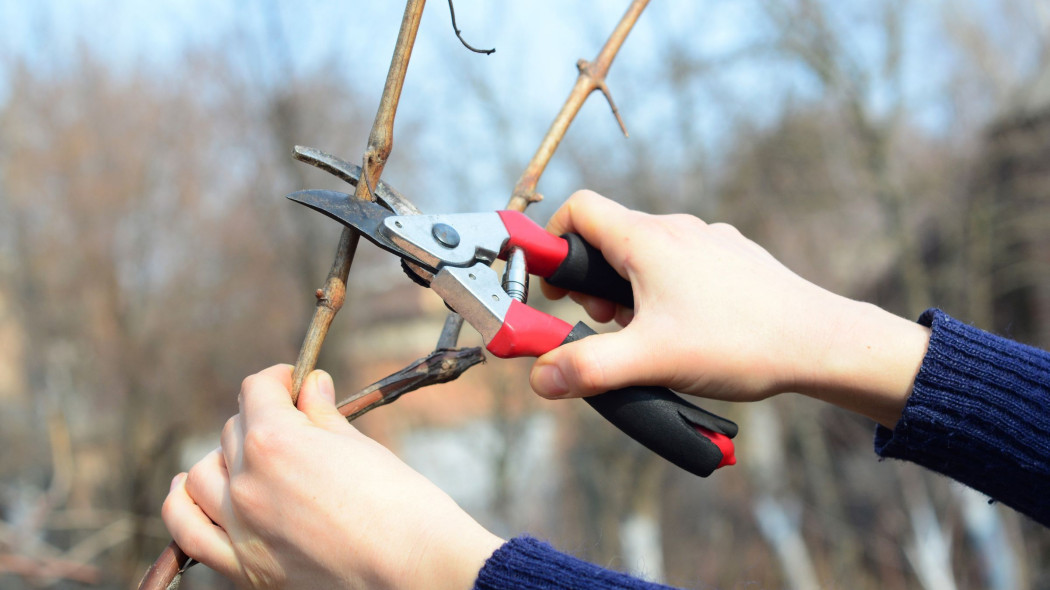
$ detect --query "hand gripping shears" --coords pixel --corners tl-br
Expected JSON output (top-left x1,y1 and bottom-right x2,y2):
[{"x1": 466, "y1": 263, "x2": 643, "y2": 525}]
[{"x1": 288, "y1": 189, "x2": 738, "y2": 477}]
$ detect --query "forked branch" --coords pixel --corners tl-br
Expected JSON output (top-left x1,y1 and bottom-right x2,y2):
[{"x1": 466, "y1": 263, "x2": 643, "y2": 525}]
[
  {"x1": 290, "y1": 0, "x2": 427, "y2": 403},
  {"x1": 138, "y1": 2, "x2": 427, "y2": 589},
  {"x1": 140, "y1": 1, "x2": 650, "y2": 587},
  {"x1": 507, "y1": 0, "x2": 648, "y2": 212}
]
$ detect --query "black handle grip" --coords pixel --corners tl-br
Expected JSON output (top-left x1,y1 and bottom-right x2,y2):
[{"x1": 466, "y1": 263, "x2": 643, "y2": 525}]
[
  {"x1": 563, "y1": 323, "x2": 738, "y2": 477},
  {"x1": 546, "y1": 233, "x2": 634, "y2": 309}
]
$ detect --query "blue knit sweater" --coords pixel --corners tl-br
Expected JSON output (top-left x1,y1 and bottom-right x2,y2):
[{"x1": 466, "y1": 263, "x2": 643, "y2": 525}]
[{"x1": 472, "y1": 309, "x2": 1050, "y2": 589}]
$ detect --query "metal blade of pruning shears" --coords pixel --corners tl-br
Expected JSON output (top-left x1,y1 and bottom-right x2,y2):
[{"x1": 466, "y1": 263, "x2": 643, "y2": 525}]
[
  {"x1": 286, "y1": 190, "x2": 437, "y2": 282},
  {"x1": 287, "y1": 188, "x2": 740, "y2": 478}
]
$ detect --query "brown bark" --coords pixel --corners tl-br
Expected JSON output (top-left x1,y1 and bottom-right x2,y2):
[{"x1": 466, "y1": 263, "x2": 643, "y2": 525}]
[
  {"x1": 337, "y1": 347, "x2": 485, "y2": 420},
  {"x1": 137, "y1": 3, "x2": 426, "y2": 588},
  {"x1": 134, "y1": 540, "x2": 187, "y2": 590},
  {"x1": 290, "y1": 0, "x2": 426, "y2": 403},
  {"x1": 437, "y1": 0, "x2": 648, "y2": 347},
  {"x1": 507, "y1": 0, "x2": 648, "y2": 213},
  {"x1": 140, "y1": 1, "x2": 650, "y2": 586}
]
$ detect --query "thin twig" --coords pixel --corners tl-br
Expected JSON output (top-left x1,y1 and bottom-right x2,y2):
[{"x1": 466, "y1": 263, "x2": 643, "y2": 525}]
[
  {"x1": 507, "y1": 0, "x2": 648, "y2": 212},
  {"x1": 292, "y1": 145, "x2": 421, "y2": 215},
  {"x1": 435, "y1": 312, "x2": 466, "y2": 349},
  {"x1": 432, "y1": 0, "x2": 647, "y2": 353},
  {"x1": 447, "y1": 0, "x2": 495, "y2": 55}
]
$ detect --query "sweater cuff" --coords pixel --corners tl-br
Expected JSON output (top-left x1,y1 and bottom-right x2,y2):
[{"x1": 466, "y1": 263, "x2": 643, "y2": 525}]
[
  {"x1": 874, "y1": 309, "x2": 1050, "y2": 525},
  {"x1": 474, "y1": 536, "x2": 677, "y2": 590}
]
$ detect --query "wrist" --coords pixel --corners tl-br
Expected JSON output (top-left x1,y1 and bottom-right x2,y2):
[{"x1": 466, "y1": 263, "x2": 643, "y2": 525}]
[
  {"x1": 398, "y1": 516, "x2": 503, "y2": 590},
  {"x1": 800, "y1": 299, "x2": 931, "y2": 428}
]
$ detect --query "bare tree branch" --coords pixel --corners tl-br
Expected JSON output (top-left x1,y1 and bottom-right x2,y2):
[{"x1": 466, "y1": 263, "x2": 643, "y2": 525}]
[
  {"x1": 292, "y1": 145, "x2": 421, "y2": 215},
  {"x1": 507, "y1": 0, "x2": 648, "y2": 212},
  {"x1": 140, "y1": 2, "x2": 651, "y2": 586},
  {"x1": 290, "y1": 0, "x2": 427, "y2": 403},
  {"x1": 138, "y1": 3, "x2": 428, "y2": 588},
  {"x1": 338, "y1": 347, "x2": 485, "y2": 420}
]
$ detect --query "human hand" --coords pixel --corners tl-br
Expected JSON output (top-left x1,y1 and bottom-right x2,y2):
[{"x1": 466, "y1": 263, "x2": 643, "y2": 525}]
[
  {"x1": 162, "y1": 365, "x2": 503, "y2": 589},
  {"x1": 530, "y1": 191, "x2": 930, "y2": 428}
]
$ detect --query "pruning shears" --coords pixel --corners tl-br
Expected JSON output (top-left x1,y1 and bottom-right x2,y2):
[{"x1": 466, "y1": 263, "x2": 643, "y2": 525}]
[{"x1": 287, "y1": 188, "x2": 738, "y2": 477}]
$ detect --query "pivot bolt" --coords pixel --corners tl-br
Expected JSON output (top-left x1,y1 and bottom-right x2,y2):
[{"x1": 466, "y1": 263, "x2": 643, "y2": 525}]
[{"x1": 432, "y1": 223, "x2": 461, "y2": 249}]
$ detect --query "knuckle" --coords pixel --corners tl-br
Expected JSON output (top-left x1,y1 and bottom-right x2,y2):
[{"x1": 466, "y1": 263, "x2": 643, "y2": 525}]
[
  {"x1": 241, "y1": 425, "x2": 283, "y2": 459},
  {"x1": 663, "y1": 214, "x2": 708, "y2": 238},
  {"x1": 568, "y1": 189, "x2": 602, "y2": 204},
  {"x1": 708, "y1": 221, "x2": 742, "y2": 237},
  {"x1": 184, "y1": 464, "x2": 208, "y2": 496},
  {"x1": 227, "y1": 474, "x2": 270, "y2": 524},
  {"x1": 667, "y1": 213, "x2": 702, "y2": 227},
  {"x1": 227, "y1": 473, "x2": 255, "y2": 510},
  {"x1": 175, "y1": 526, "x2": 208, "y2": 560},
  {"x1": 221, "y1": 415, "x2": 238, "y2": 439},
  {"x1": 160, "y1": 493, "x2": 177, "y2": 523},
  {"x1": 240, "y1": 373, "x2": 262, "y2": 395},
  {"x1": 568, "y1": 348, "x2": 607, "y2": 394}
]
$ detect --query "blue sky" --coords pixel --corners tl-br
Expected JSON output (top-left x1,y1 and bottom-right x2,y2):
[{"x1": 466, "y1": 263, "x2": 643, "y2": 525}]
[{"x1": 1, "y1": 1, "x2": 1044, "y2": 216}]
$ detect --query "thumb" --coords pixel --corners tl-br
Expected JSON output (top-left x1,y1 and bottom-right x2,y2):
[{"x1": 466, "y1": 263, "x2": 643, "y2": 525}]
[
  {"x1": 297, "y1": 370, "x2": 351, "y2": 432},
  {"x1": 530, "y1": 330, "x2": 651, "y2": 399}
]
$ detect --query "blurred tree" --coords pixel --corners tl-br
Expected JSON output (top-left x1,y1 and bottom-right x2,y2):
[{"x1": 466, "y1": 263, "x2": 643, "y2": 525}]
[
  {"x1": 0, "y1": 37, "x2": 385, "y2": 584},
  {"x1": 2, "y1": 1, "x2": 1050, "y2": 588}
]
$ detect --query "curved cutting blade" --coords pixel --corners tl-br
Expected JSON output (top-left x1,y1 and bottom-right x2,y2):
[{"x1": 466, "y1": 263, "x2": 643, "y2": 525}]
[{"x1": 286, "y1": 190, "x2": 432, "y2": 272}]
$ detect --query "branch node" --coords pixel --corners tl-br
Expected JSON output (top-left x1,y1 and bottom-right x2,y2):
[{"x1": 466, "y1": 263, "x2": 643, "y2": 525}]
[{"x1": 597, "y1": 82, "x2": 629, "y2": 137}]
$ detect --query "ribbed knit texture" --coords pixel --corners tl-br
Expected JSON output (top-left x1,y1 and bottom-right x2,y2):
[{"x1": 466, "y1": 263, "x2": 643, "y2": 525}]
[
  {"x1": 473, "y1": 536, "x2": 677, "y2": 590},
  {"x1": 875, "y1": 309, "x2": 1050, "y2": 526},
  {"x1": 474, "y1": 309, "x2": 1050, "y2": 588}
]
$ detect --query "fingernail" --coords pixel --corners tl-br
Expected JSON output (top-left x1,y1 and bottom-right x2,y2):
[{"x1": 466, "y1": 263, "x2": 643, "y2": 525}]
[
  {"x1": 533, "y1": 365, "x2": 569, "y2": 398},
  {"x1": 170, "y1": 473, "x2": 185, "y2": 492},
  {"x1": 316, "y1": 371, "x2": 335, "y2": 403}
]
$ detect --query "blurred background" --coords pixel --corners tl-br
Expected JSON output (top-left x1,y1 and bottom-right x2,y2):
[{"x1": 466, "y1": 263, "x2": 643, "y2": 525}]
[{"x1": 1, "y1": 0, "x2": 1049, "y2": 588}]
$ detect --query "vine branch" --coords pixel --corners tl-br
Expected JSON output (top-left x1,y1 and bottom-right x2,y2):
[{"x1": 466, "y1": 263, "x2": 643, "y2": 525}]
[
  {"x1": 137, "y1": 2, "x2": 427, "y2": 588},
  {"x1": 337, "y1": 347, "x2": 485, "y2": 420},
  {"x1": 507, "y1": 0, "x2": 647, "y2": 212},
  {"x1": 140, "y1": 1, "x2": 649, "y2": 587},
  {"x1": 432, "y1": 0, "x2": 647, "y2": 365},
  {"x1": 290, "y1": 0, "x2": 426, "y2": 403}
]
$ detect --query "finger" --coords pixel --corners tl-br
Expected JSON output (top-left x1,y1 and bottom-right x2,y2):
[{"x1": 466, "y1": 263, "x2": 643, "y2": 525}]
[
  {"x1": 539, "y1": 278, "x2": 570, "y2": 302},
  {"x1": 258, "y1": 363, "x2": 295, "y2": 392},
  {"x1": 614, "y1": 305, "x2": 635, "y2": 327},
  {"x1": 220, "y1": 414, "x2": 244, "y2": 474},
  {"x1": 546, "y1": 190, "x2": 627, "y2": 237},
  {"x1": 297, "y1": 370, "x2": 353, "y2": 433},
  {"x1": 530, "y1": 328, "x2": 657, "y2": 399},
  {"x1": 163, "y1": 473, "x2": 239, "y2": 579},
  {"x1": 238, "y1": 364, "x2": 298, "y2": 428},
  {"x1": 184, "y1": 449, "x2": 234, "y2": 529},
  {"x1": 568, "y1": 292, "x2": 618, "y2": 324},
  {"x1": 545, "y1": 190, "x2": 637, "y2": 277}
]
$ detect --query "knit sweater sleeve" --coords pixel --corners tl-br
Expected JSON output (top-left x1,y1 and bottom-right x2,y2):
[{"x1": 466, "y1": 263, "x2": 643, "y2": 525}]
[
  {"x1": 473, "y1": 536, "x2": 679, "y2": 590},
  {"x1": 874, "y1": 309, "x2": 1050, "y2": 526}
]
